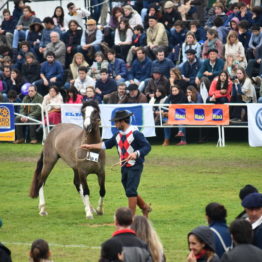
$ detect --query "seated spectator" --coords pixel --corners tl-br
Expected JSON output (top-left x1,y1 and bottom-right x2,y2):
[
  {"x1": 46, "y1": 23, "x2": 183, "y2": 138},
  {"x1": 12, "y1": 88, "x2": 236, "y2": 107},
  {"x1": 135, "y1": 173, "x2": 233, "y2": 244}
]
[
  {"x1": 213, "y1": 16, "x2": 229, "y2": 44},
  {"x1": 181, "y1": 32, "x2": 201, "y2": 63},
  {"x1": 170, "y1": 20, "x2": 187, "y2": 50},
  {"x1": 152, "y1": 48, "x2": 174, "y2": 79},
  {"x1": 126, "y1": 25, "x2": 147, "y2": 66},
  {"x1": 14, "y1": 84, "x2": 43, "y2": 144},
  {"x1": 82, "y1": 85, "x2": 102, "y2": 104},
  {"x1": 202, "y1": 29, "x2": 223, "y2": 59},
  {"x1": 1, "y1": 66, "x2": 12, "y2": 96},
  {"x1": 223, "y1": 3, "x2": 239, "y2": 27},
  {"x1": 0, "y1": 9, "x2": 16, "y2": 48},
  {"x1": 169, "y1": 68, "x2": 188, "y2": 93},
  {"x1": 63, "y1": 20, "x2": 82, "y2": 66},
  {"x1": 231, "y1": 67, "x2": 257, "y2": 122},
  {"x1": 247, "y1": 24, "x2": 262, "y2": 60},
  {"x1": 107, "y1": 49, "x2": 127, "y2": 84},
  {"x1": 207, "y1": 71, "x2": 232, "y2": 104},
  {"x1": 103, "y1": 83, "x2": 127, "y2": 104},
  {"x1": 143, "y1": 4, "x2": 162, "y2": 30},
  {"x1": 52, "y1": 6, "x2": 65, "y2": 32},
  {"x1": 205, "y1": 2, "x2": 227, "y2": 28},
  {"x1": 88, "y1": 51, "x2": 109, "y2": 80},
  {"x1": 34, "y1": 51, "x2": 64, "y2": 96},
  {"x1": 80, "y1": 19, "x2": 103, "y2": 63},
  {"x1": 251, "y1": 6, "x2": 262, "y2": 27},
  {"x1": 241, "y1": 192, "x2": 262, "y2": 249},
  {"x1": 21, "y1": 52, "x2": 40, "y2": 84},
  {"x1": 221, "y1": 219, "x2": 262, "y2": 262},
  {"x1": 12, "y1": 0, "x2": 25, "y2": 24},
  {"x1": 196, "y1": 48, "x2": 225, "y2": 90},
  {"x1": 122, "y1": 5, "x2": 143, "y2": 30},
  {"x1": 181, "y1": 49, "x2": 202, "y2": 88},
  {"x1": 30, "y1": 239, "x2": 53, "y2": 262},
  {"x1": 187, "y1": 226, "x2": 220, "y2": 262},
  {"x1": 146, "y1": 16, "x2": 168, "y2": 58},
  {"x1": 228, "y1": 17, "x2": 239, "y2": 33},
  {"x1": 7, "y1": 89, "x2": 22, "y2": 112},
  {"x1": 128, "y1": 47, "x2": 152, "y2": 92},
  {"x1": 0, "y1": 55, "x2": 12, "y2": 72},
  {"x1": 205, "y1": 202, "x2": 232, "y2": 258},
  {"x1": 42, "y1": 85, "x2": 63, "y2": 125},
  {"x1": 0, "y1": 241, "x2": 12, "y2": 262},
  {"x1": 74, "y1": 66, "x2": 96, "y2": 96},
  {"x1": 64, "y1": 2, "x2": 90, "y2": 30},
  {"x1": 236, "y1": 2, "x2": 253, "y2": 25},
  {"x1": 10, "y1": 68, "x2": 25, "y2": 96},
  {"x1": 236, "y1": 184, "x2": 259, "y2": 219},
  {"x1": 99, "y1": 238, "x2": 124, "y2": 262},
  {"x1": 225, "y1": 30, "x2": 247, "y2": 69},
  {"x1": 111, "y1": 207, "x2": 152, "y2": 261},
  {"x1": 65, "y1": 86, "x2": 83, "y2": 104},
  {"x1": 186, "y1": 86, "x2": 203, "y2": 103},
  {"x1": 108, "y1": 6, "x2": 123, "y2": 30},
  {"x1": 14, "y1": 41, "x2": 34, "y2": 70},
  {"x1": 189, "y1": 20, "x2": 206, "y2": 43},
  {"x1": 27, "y1": 21, "x2": 44, "y2": 57},
  {"x1": 119, "y1": 83, "x2": 147, "y2": 104},
  {"x1": 161, "y1": 1, "x2": 181, "y2": 30},
  {"x1": 131, "y1": 216, "x2": 165, "y2": 262},
  {"x1": 12, "y1": 5, "x2": 38, "y2": 50},
  {"x1": 162, "y1": 85, "x2": 187, "y2": 146},
  {"x1": 67, "y1": 52, "x2": 89, "y2": 87},
  {"x1": 238, "y1": 20, "x2": 251, "y2": 50},
  {"x1": 145, "y1": 68, "x2": 169, "y2": 101},
  {"x1": 114, "y1": 18, "x2": 133, "y2": 61},
  {"x1": 95, "y1": 69, "x2": 117, "y2": 99},
  {"x1": 44, "y1": 31, "x2": 66, "y2": 67}
]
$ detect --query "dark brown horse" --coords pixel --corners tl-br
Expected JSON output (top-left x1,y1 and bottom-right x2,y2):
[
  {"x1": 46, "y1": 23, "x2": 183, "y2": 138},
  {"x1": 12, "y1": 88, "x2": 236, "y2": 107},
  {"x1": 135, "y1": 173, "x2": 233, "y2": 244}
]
[{"x1": 30, "y1": 101, "x2": 106, "y2": 219}]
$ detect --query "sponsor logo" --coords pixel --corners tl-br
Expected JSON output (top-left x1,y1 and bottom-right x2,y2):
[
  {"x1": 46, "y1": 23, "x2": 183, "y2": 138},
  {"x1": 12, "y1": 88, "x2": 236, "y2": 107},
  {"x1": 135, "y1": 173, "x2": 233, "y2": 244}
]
[
  {"x1": 255, "y1": 108, "x2": 262, "y2": 131},
  {"x1": 194, "y1": 109, "x2": 205, "y2": 121},
  {"x1": 212, "y1": 109, "x2": 223, "y2": 121},
  {"x1": 0, "y1": 106, "x2": 11, "y2": 129},
  {"x1": 174, "y1": 108, "x2": 186, "y2": 120}
]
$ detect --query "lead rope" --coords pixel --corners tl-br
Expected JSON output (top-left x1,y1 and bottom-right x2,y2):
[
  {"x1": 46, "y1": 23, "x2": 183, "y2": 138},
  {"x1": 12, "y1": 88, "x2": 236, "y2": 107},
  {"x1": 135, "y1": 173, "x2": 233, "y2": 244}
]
[{"x1": 110, "y1": 158, "x2": 129, "y2": 171}]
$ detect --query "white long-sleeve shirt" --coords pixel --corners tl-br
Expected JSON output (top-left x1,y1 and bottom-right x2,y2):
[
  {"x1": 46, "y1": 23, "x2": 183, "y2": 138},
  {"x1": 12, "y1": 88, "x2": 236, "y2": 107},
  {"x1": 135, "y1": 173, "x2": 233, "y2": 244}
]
[{"x1": 64, "y1": 8, "x2": 90, "y2": 30}]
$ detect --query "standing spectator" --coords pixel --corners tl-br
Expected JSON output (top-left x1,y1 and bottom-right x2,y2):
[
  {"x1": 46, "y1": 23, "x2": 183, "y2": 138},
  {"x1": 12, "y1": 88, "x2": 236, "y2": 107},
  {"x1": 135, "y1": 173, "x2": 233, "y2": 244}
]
[
  {"x1": 44, "y1": 31, "x2": 66, "y2": 66},
  {"x1": 202, "y1": 29, "x2": 223, "y2": 59},
  {"x1": 99, "y1": 238, "x2": 124, "y2": 262},
  {"x1": 161, "y1": 1, "x2": 181, "y2": 30},
  {"x1": 241, "y1": 193, "x2": 262, "y2": 249},
  {"x1": 21, "y1": 52, "x2": 40, "y2": 84},
  {"x1": 181, "y1": 32, "x2": 201, "y2": 63},
  {"x1": 88, "y1": 51, "x2": 109, "y2": 80},
  {"x1": 29, "y1": 239, "x2": 53, "y2": 262},
  {"x1": 52, "y1": 6, "x2": 65, "y2": 32},
  {"x1": 104, "y1": 83, "x2": 127, "y2": 104},
  {"x1": 14, "y1": 84, "x2": 43, "y2": 144},
  {"x1": 122, "y1": 5, "x2": 143, "y2": 30},
  {"x1": 225, "y1": 30, "x2": 247, "y2": 69},
  {"x1": 64, "y1": 2, "x2": 90, "y2": 30},
  {"x1": 205, "y1": 202, "x2": 232, "y2": 258},
  {"x1": 0, "y1": 9, "x2": 16, "y2": 48},
  {"x1": 146, "y1": 16, "x2": 168, "y2": 57},
  {"x1": 74, "y1": 66, "x2": 96, "y2": 96},
  {"x1": 221, "y1": 219, "x2": 262, "y2": 262},
  {"x1": 107, "y1": 49, "x2": 127, "y2": 84},
  {"x1": 80, "y1": 19, "x2": 103, "y2": 63},
  {"x1": 34, "y1": 51, "x2": 64, "y2": 96},
  {"x1": 187, "y1": 226, "x2": 220, "y2": 262},
  {"x1": 120, "y1": 83, "x2": 147, "y2": 104},
  {"x1": 207, "y1": 71, "x2": 232, "y2": 104},
  {"x1": 131, "y1": 215, "x2": 165, "y2": 262},
  {"x1": 114, "y1": 18, "x2": 133, "y2": 61}
]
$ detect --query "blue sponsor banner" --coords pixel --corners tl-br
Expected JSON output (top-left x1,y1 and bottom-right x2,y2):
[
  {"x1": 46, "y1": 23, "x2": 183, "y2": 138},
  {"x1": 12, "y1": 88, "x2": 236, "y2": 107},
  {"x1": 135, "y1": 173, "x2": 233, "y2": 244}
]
[
  {"x1": 212, "y1": 108, "x2": 223, "y2": 121},
  {"x1": 0, "y1": 104, "x2": 15, "y2": 141},
  {"x1": 174, "y1": 108, "x2": 186, "y2": 121},
  {"x1": 194, "y1": 109, "x2": 205, "y2": 121}
]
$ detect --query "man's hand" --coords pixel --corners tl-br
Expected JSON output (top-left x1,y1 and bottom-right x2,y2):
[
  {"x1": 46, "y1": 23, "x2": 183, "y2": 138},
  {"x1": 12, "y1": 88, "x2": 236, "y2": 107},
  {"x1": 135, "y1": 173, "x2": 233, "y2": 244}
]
[
  {"x1": 81, "y1": 144, "x2": 92, "y2": 150},
  {"x1": 21, "y1": 117, "x2": 28, "y2": 122},
  {"x1": 195, "y1": 77, "x2": 200, "y2": 86},
  {"x1": 43, "y1": 79, "x2": 49, "y2": 86},
  {"x1": 50, "y1": 77, "x2": 56, "y2": 83},
  {"x1": 82, "y1": 44, "x2": 90, "y2": 50},
  {"x1": 127, "y1": 152, "x2": 137, "y2": 160},
  {"x1": 95, "y1": 88, "x2": 102, "y2": 94},
  {"x1": 115, "y1": 75, "x2": 121, "y2": 80}
]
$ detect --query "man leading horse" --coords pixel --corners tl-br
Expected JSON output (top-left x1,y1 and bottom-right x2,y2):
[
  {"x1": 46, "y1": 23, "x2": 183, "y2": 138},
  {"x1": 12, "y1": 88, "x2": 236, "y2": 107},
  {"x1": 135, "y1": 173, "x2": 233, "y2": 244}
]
[{"x1": 81, "y1": 110, "x2": 152, "y2": 217}]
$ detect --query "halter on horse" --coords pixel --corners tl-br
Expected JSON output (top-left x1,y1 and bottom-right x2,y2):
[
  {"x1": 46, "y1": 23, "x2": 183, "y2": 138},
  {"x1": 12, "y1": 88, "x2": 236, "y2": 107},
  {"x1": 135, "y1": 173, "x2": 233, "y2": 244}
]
[{"x1": 30, "y1": 101, "x2": 106, "y2": 219}]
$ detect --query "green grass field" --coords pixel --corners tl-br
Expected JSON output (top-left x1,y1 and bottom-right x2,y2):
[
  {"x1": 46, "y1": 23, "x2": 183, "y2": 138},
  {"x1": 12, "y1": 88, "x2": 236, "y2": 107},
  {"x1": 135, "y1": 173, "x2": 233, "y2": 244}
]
[{"x1": 0, "y1": 142, "x2": 262, "y2": 262}]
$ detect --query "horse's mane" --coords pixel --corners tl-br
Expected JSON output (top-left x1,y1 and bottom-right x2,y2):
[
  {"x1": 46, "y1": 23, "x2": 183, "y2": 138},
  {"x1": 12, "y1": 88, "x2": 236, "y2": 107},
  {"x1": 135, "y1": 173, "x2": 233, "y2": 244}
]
[{"x1": 81, "y1": 101, "x2": 100, "y2": 114}]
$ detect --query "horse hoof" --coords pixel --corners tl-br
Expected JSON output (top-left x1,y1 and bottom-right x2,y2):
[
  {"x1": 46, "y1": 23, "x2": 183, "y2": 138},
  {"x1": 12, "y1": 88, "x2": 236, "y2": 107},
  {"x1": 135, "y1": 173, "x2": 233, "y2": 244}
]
[
  {"x1": 86, "y1": 215, "x2": 94, "y2": 219},
  {"x1": 96, "y1": 209, "x2": 103, "y2": 215},
  {"x1": 39, "y1": 211, "x2": 48, "y2": 216}
]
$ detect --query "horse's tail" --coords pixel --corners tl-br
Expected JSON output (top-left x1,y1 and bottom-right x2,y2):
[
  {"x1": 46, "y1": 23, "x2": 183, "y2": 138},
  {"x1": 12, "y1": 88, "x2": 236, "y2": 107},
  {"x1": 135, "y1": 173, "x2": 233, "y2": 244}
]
[{"x1": 29, "y1": 151, "x2": 44, "y2": 198}]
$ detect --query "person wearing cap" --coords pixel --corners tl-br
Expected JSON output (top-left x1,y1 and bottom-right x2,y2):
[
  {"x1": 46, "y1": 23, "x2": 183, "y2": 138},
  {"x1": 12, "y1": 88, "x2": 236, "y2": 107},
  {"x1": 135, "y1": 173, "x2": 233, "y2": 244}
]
[
  {"x1": 187, "y1": 226, "x2": 220, "y2": 262},
  {"x1": 120, "y1": 83, "x2": 147, "y2": 104},
  {"x1": 221, "y1": 219, "x2": 262, "y2": 262},
  {"x1": 242, "y1": 192, "x2": 262, "y2": 249},
  {"x1": 180, "y1": 48, "x2": 202, "y2": 87},
  {"x1": 64, "y1": 2, "x2": 90, "y2": 30},
  {"x1": 81, "y1": 109, "x2": 151, "y2": 217},
  {"x1": 161, "y1": 1, "x2": 182, "y2": 30},
  {"x1": 196, "y1": 48, "x2": 224, "y2": 89},
  {"x1": 146, "y1": 16, "x2": 168, "y2": 57},
  {"x1": 79, "y1": 19, "x2": 103, "y2": 63}
]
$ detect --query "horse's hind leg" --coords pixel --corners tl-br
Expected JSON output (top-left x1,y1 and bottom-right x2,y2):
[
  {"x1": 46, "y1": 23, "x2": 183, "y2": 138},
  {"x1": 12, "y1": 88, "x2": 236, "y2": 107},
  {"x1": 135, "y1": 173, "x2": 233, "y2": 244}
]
[{"x1": 96, "y1": 170, "x2": 106, "y2": 215}]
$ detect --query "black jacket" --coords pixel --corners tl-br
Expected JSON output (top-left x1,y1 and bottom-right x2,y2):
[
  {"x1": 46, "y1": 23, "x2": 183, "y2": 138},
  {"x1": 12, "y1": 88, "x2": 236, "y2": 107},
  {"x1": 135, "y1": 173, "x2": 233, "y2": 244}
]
[
  {"x1": 0, "y1": 243, "x2": 12, "y2": 262},
  {"x1": 21, "y1": 62, "x2": 41, "y2": 83}
]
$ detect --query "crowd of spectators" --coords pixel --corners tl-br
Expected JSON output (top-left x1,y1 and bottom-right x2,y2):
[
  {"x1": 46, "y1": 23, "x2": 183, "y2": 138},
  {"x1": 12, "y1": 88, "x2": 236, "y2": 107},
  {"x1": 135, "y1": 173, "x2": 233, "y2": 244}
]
[
  {"x1": 0, "y1": 0, "x2": 261, "y2": 144},
  {"x1": 1, "y1": 184, "x2": 261, "y2": 262}
]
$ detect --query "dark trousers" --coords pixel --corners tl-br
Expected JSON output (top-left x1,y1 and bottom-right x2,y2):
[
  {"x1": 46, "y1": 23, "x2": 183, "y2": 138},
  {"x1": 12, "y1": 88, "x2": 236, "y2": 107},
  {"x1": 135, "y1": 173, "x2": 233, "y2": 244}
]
[
  {"x1": 34, "y1": 79, "x2": 63, "y2": 96},
  {"x1": 246, "y1": 59, "x2": 262, "y2": 78},
  {"x1": 121, "y1": 164, "x2": 143, "y2": 197},
  {"x1": 206, "y1": 96, "x2": 229, "y2": 104},
  {"x1": 15, "y1": 116, "x2": 37, "y2": 141}
]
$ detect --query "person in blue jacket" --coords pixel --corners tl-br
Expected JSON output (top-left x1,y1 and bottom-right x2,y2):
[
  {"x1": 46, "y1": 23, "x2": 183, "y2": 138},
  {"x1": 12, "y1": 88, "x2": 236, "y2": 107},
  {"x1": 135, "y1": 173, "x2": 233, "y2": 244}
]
[{"x1": 81, "y1": 110, "x2": 152, "y2": 217}]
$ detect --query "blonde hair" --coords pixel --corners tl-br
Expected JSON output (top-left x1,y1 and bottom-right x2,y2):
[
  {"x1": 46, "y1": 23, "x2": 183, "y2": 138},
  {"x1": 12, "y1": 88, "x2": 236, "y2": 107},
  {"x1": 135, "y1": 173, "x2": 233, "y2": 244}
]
[
  {"x1": 185, "y1": 31, "x2": 197, "y2": 45},
  {"x1": 131, "y1": 216, "x2": 164, "y2": 262},
  {"x1": 226, "y1": 30, "x2": 239, "y2": 45},
  {"x1": 170, "y1": 67, "x2": 182, "y2": 80}
]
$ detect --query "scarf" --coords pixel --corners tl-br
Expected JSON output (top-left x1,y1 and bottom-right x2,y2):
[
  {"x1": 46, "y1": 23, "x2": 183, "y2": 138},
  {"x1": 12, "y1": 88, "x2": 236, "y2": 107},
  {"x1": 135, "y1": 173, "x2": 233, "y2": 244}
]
[
  {"x1": 195, "y1": 249, "x2": 207, "y2": 260},
  {"x1": 207, "y1": 38, "x2": 217, "y2": 50},
  {"x1": 168, "y1": 91, "x2": 187, "y2": 104},
  {"x1": 119, "y1": 30, "x2": 127, "y2": 42}
]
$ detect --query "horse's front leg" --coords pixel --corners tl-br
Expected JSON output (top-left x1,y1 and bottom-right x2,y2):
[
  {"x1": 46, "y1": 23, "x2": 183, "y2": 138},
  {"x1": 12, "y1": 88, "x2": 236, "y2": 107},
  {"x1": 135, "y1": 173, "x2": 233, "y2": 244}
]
[
  {"x1": 39, "y1": 186, "x2": 48, "y2": 216},
  {"x1": 79, "y1": 174, "x2": 93, "y2": 219},
  {"x1": 96, "y1": 170, "x2": 106, "y2": 215}
]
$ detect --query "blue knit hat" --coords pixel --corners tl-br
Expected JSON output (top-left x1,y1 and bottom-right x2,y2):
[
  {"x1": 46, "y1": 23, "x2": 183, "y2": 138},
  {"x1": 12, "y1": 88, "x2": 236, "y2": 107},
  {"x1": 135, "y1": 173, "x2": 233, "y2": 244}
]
[{"x1": 242, "y1": 193, "x2": 262, "y2": 208}]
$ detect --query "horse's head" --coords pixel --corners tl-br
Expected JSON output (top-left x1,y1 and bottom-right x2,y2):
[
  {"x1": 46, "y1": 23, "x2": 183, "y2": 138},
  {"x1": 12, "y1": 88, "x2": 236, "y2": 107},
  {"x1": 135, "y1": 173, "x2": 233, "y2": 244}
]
[{"x1": 81, "y1": 101, "x2": 100, "y2": 133}]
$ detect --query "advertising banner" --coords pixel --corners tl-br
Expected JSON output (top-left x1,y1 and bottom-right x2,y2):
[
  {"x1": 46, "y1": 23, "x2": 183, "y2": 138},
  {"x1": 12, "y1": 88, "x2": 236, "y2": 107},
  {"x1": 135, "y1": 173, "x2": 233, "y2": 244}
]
[{"x1": 0, "y1": 104, "x2": 15, "y2": 141}]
